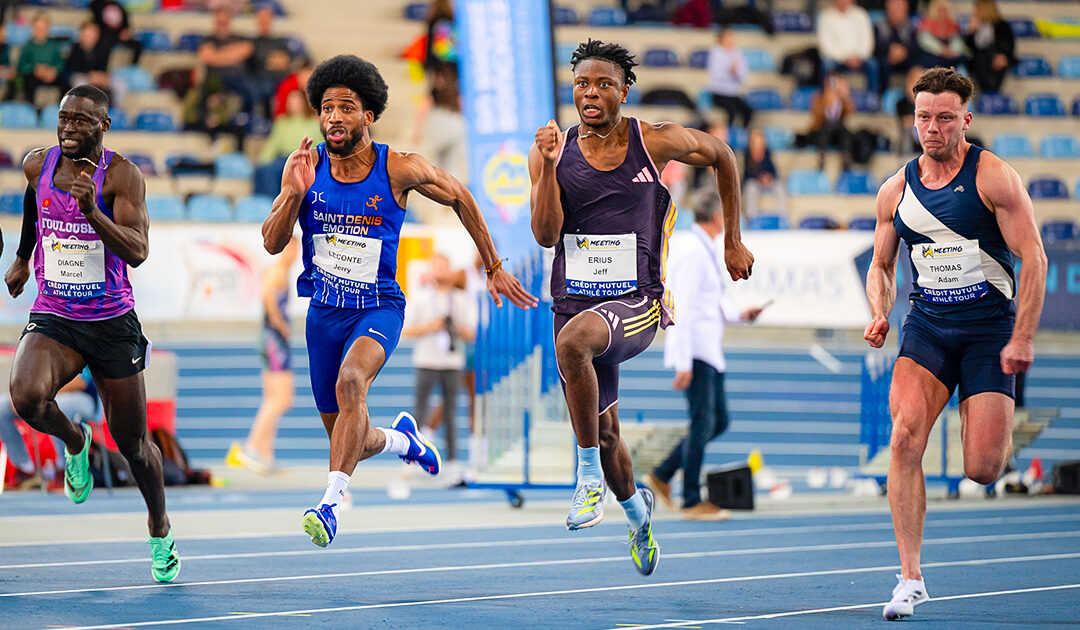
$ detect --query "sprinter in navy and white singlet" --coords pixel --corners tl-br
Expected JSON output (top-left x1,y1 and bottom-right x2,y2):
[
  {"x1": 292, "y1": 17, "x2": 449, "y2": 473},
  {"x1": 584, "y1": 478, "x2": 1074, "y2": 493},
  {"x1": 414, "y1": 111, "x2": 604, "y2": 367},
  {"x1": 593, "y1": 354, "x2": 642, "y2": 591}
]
[
  {"x1": 529, "y1": 40, "x2": 754, "y2": 576},
  {"x1": 865, "y1": 68, "x2": 1047, "y2": 621},
  {"x1": 262, "y1": 56, "x2": 537, "y2": 548}
]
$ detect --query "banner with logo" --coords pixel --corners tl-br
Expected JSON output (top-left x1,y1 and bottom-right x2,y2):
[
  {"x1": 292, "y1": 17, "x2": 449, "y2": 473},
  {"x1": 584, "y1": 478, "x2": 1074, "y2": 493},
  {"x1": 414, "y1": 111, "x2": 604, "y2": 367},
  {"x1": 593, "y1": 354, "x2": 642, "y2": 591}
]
[
  {"x1": 456, "y1": 0, "x2": 555, "y2": 266},
  {"x1": 1037, "y1": 243, "x2": 1080, "y2": 331}
]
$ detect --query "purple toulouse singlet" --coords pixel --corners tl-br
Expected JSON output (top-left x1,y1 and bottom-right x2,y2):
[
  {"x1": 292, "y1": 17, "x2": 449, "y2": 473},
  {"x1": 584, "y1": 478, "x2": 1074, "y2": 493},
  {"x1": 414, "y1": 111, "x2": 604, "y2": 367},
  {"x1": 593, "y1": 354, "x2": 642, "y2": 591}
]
[
  {"x1": 551, "y1": 118, "x2": 677, "y2": 323},
  {"x1": 32, "y1": 146, "x2": 135, "y2": 321}
]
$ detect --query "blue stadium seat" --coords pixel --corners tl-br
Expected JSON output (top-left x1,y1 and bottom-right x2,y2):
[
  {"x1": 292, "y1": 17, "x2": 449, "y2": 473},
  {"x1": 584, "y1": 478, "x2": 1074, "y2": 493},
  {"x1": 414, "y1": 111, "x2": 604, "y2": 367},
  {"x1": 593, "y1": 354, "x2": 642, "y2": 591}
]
[
  {"x1": 743, "y1": 48, "x2": 776, "y2": 73},
  {"x1": 1013, "y1": 56, "x2": 1052, "y2": 77},
  {"x1": 557, "y1": 83, "x2": 573, "y2": 106},
  {"x1": 556, "y1": 42, "x2": 576, "y2": 65},
  {"x1": 146, "y1": 194, "x2": 185, "y2": 221},
  {"x1": 788, "y1": 87, "x2": 818, "y2": 112},
  {"x1": 588, "y1": 7, "x2": 627, "y2": 27},
  {"x1": 624, "y1": 89, "x2": 642, "y2": 106},
  {"x1": 403, "y1": 2, "x2": 428, "y2": 20},
  {"x1": 285, "y1": 36, "x2": 307, "y2": 58},
  {"x1": 113, "y1": 66, "x2": 156, "y2": 93},
  {"x1": 234, "y1": 195, "x2": 274, "y2": 223},
  {"x1": 167, "y1": 153, "x2": 209, "y2": 176},
  {"x1": 0, "y1": 190, "x2": 22, "y2": 215},
  {"x1": 1074, "y1": 98, "x2": 1080, "y2": 117},
  {"x1": 50, "y1": 24, "x2": 77, "y2": 42},
  {"x1": 38, "y1": 104, "x2": 59, "y2": 129},
  {"x1": 836, "y1": 171, "x2": 876, "y2": 195},
  {"x1": 1041, "y1": 220, "x2": 1077, "y2": 243},
  {"x1": 552, "y1": 6, "x2": 578, "y2": 25},
  {"x1": 762, "y1": 127, "x2": 794, "y2": 150},
  {"x1": 1040, "y1": 135, "x2": 1080, "y2": 159},
  {"x1": 745, "y1": 89, "x2": 783, "y2": 111},
  {"x1": 1027, "y1": 178, "x2": 1068, "y2": 200},
  {"x1": 787, "y1": 169, "x2": 831, "y2": 196},
  {"x1": 136, "y1": 110, "x2": 177, "y2": 132},
  {"x1": 772, "y1": 12, "x2": 812, "y2": 33},
  {"x1": 1058, "y1": 56, "x2": 1080, "y2": 79},
  {"x1": 108, "y1": 108, "x2": 129, "y2": 131},
  {"x1": 688, "y1": 49, "x2": 709, "y2": 69},
  {"x1": 847, "y1": 217, "x2": 877, "y2": 231},
  {"x1": 187, "y1": 195, "x2": 233, "y2": 222},
  {"x1": 176, "y1": 33, "x2": 204, "y2": 52},
  {"x1": 851, "y1": 90, "x2": 880, "y2": 113},
  {"x1": 215, "y1": 152, "x2": 254, "y2": 179},
  {"x1": 1009, "y1": 18, "x2": 1039, "y2": 39},
  {"x1": 127, "y1": 153, "x2": 157, "y2": 176},
  {"x1": 881, "y1": 87, "x2": 904, "y2": 114},
  {"x1": 1024, "y1": 94, "x2": 1066, "y2": 117},
  {"x1": 642, "y1": 48, "x2": 679, "y2": 68},
  {"x1": 4, "y1": 23, "x2": 31, "y2": 47},
  {"x1": 728, "y1": 126, "x2": 748, "y2": 152},
  {"x1": 976, "y1": 93, "x2": 1019, "y2": 115},
  {"x1": 749, "y1": 214, "x2": 790, "y2": 230},
  {"x1": 136, "y1": 29, "x2": 171, "y2": 52},
  {"x1": 0, "y1": 102, "x2": 39, "y2": 129},
  {"x1": 992, "y1": 133, "x2": 1034, "y2": 158},
  {"x1": 799, "y1": 216, "x2": 840, "y2": 230}
]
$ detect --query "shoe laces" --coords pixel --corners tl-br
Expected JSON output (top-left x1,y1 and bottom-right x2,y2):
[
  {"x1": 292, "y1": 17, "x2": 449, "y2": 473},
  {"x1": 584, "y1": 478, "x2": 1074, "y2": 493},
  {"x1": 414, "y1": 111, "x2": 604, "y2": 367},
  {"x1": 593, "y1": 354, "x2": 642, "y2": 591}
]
[
  {"x1": 571, "y1": 481, "x2": 602, "y2": 508},
  {"x1": 148, "y1": 537, "x2": 174, "y2": 563}
]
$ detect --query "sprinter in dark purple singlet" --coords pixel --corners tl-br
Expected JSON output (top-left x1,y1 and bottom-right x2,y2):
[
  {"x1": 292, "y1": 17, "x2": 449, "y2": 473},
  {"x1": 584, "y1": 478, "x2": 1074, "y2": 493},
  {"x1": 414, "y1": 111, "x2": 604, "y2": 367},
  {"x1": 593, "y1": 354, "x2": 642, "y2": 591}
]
[
  {"x1": 3, "y1": 85, "x2": 180, "y2": 583},
  {"x1": 529, "y1": 40, "x2": 754, "y2": 576}
]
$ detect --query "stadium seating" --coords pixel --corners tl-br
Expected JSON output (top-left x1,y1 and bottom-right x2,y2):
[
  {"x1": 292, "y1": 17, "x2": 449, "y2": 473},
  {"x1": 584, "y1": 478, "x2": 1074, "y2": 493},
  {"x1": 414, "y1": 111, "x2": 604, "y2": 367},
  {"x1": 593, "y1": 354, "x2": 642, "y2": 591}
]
[
  {"x1": 176, "y1": 33, "x2": 204, "y2": 52},
  {"x1": 687, "y1": 49, "x2": 708, "y2": 69},
  {"x1": 128, "y1": 154, "x2": 158, "y2": 176},
  {"x1": 108, "y1": 108, "x2": 130, "y2": 131},
  {"x1": 0, "y1": 102, "x2": 39, "y2": 129},
  {"x1": 38, "y1": 104, "x2": 60, "y2": 129},
  {"x1": 588, "y1": 7, "x2": 627, "y2": 27},
  {"x1": 1041, "y1": 135, "x2": 1080, "y2": 159},
  {"x1": 977, "y1": 93, "x2": 1019, "y2": 115},
  {"x1": 187, "y1": 194, "x2": 233, "y2": 222},
  {"x1": 642, "y1": 48, "x2": 679, "y2": 68},
  {"x1": 772, "y1": 12, "x2": 813, "y2": 33},
  {"x1": 1013, "y1": 56, "x2": 1053, "y2": 78},
  {"x1": 146, "y1": 194, "x2": 185, "y2": 221},
  {"x1": 113, "y1": 66, "x2": 156, "y2": 93},
  {"x1": 788, "y1": 87, "x2": 818, "y2": 112},
  {"x1": 1027, "y1": 178, "x2": 1069, "y2": 200},
  {"x1": 836, "y1": 171, "x2": 876, "y2": 195},
  {"x1": 556, "y1": 42, "x2": 576, "y2": 65},
  {"x1": 763, "y1": 127, "x2": 794, "y2": 151},
  {"x1": 4, "y1": 22, "x2": 31, "y2": 47},
  {"x1": 749, "y1": 214, "x2": 790, "y2": 230},
  {"x1": 557, "y1": 83, "x2": 573, "y2": 106},
  {"x1": 215, "y1": 153, "x2": 255, "y2": 180},
  {"x1": 744, "y1": 48, "x2": 776, "y2": 73},
  {"x1": 234, "y1": 195, "x2": 274, "y2": 223},
  {"x1": 788, "y1": 170, "x2": 831, "y2": 196},
  {"x1": 403, "y1": 2, "x2": 428, "y2": 21},
  {"x1": 799, "y1": 216, "x2": 841, "y2": 229},
  {"x1": 992, "y1": 133, "x2": 1035, "y2": 158},
  {"x1": 135, "y1": 110, "x2": 178, "y2": 132},
  {"x1": 847, "y1": 217, "x2": 877, "y2": 231},
  {"x1": 745, "y1": 89, "x2": 784, "y2": 111},
  {"x1": 728, "y1": 126, "x2": 748, "y2": 152},
  {"x1": 49, "y1": 23, "x2": 77, "y2": 42},
  {"x1": 552, "y1": 6, "x2": 578, "y2": 26},
  {"x1": 0, "y1": 190, "x2": 22, "y2": 215},
  {"x1": 136, "y1": 29, "x2": 171, "y2": 52},
  {"x1": 1041, "y1": 220, "x2": 1078, "y2": 243},
  {"x1": 1025, "y1": 94, "x2": 1066, "y2": 117},
  {"x1": 1057, "y1": 56, "x2": 1080, "y2": 79},
  {"x1": 1009, "y1": 18, "x2": 1039, "y2": 39},
  {"x1": 851, "y1": 90, "x2": 880, "y2": 113}
]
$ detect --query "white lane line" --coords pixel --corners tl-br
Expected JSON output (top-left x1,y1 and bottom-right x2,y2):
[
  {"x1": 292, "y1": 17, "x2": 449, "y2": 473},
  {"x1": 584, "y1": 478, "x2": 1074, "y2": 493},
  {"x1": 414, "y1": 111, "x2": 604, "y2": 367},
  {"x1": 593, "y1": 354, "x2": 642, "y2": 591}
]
[
  {"x1": 4, "y1": 532, "x2": 1079, "y2": 599},
  {"x1": 604, "y1": 583, "x2": 1080, "y2": 629},
  {"x1": 5, "y1": 513, "x2": 1079, "y2": 570},
  {"x1": 50, "y1": 553, "x2": 1080, "y2": 630}
]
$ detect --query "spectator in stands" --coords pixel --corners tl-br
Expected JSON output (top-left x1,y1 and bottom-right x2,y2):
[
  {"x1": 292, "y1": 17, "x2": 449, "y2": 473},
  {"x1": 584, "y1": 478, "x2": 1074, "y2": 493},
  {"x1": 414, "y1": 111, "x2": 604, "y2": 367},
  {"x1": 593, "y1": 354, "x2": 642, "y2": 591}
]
[
  {"x1": 257, "y1": 89, "x2": 320, "y2": 164},
  {"x1": 196, "y1": 8, "x2": 253, "y2": 126},
  {"x1": 272, "y1": 59, "x2": 313, "y2": 118},
  {"x1": 894, "y1": 65, "x2": 922, "y2": 155},
  {"x1": 246, "y1": 5, "x2": 293, "y2": 123},
  {"x1": 1, "y1": 0, "x2": 20, "y2": 27},
  {"x1": 89, "y1": 0, "x2": 142, "y2": 65},
  {"x1": 16, "y1": 12, "x2": 66, "y2": 106},
  {"x1": 411, "y1": 0, "x2": 465, "y2": 178},
  {"x1": 403, "y1": 254, "x2": 478, "y2": 464},
  {"x1": 817, "y1": 0, "x2": 879, "y2": 94},
  {"x1": 917, "y1": 0, "x2": 966, "y2": 69},
  {"x1": 743, "y1": 128, "x2": 786, "y2": 218},
  {"x1": 706, "y1": 28, "x2": 752, "y2": 128},
  {"x1": 796, "y1": 73, "x2": 855, "y2": 170},
  {"x1": 0, "y1": 27, "x2": 12, "y2": 100},
  {"x1": 964, "y1": 0, "x2": 1016, "y2": 94},
  {"x1": 64, "y1": 21, "x2": 112, "y2": 99},
  {"x1": 874, "y1": 0, "x2": 917, "y2": 93}
]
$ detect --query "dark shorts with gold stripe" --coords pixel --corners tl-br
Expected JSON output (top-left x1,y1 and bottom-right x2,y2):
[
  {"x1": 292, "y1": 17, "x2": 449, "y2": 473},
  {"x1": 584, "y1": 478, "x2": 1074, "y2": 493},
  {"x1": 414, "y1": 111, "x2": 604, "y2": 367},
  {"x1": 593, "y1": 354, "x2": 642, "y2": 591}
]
[{"x1": 553, "y1": 295, "x2": 661, "y2": 414}]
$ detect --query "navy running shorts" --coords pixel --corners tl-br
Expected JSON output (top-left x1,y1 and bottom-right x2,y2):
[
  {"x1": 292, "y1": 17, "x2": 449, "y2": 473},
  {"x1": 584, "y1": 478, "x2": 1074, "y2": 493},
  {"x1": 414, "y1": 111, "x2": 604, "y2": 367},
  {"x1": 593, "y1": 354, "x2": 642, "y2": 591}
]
[
  {"x1": 897, "y1": 310, "x2": 1016, "y2": 401},
  {"x1": 554, "y1": 295, "x2": 661, "y2": 414},
  {"x1": 305, "y1": 300, "x2": 405, "y2": 414},
  {"x1": 22, "y1": 310, "x2": 150, "y2": 379}
]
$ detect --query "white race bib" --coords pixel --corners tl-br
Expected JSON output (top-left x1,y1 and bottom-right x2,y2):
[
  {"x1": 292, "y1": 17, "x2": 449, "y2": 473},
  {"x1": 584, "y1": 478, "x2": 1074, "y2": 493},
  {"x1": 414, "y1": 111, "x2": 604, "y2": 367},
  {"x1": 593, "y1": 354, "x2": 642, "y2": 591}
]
[
  {"x1": 564, "y1": 233, "x2": 638, "y2": 297},
  {"x1": 42, "y1": 235, "x2": 106, "y2": 298},
  {"x1": 313, "y1": 232, "x2": 381, "y2": 286},
  {"x1": 911, "y1": 239, "x2": 988, "y2": 304}
]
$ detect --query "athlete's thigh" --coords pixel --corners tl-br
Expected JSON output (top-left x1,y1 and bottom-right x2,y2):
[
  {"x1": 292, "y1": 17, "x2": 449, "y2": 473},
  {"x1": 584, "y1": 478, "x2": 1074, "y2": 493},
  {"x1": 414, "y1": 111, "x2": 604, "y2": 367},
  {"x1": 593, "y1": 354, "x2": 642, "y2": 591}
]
[
  {"x1": 95, "y1": 372, "x2": 148, "y2": 438},
  {"x1": 590, "y1": 295, "x2": 660, "y2": 365},
  {"x1": 10, "y1": 328, "x2": 85, "y2": 399},
  {"x1": 959, "y1": 391, "x2": 1014, "y2": 460},
  {"x1": 896, "y1": 313, "x2": 960, "y2": 397},
  {"x1": 305, "y1": 302, "x2": 350, "y2": 414},
  {"x1": 889, "y1": 357, "x2": 952, "y2": 447}
]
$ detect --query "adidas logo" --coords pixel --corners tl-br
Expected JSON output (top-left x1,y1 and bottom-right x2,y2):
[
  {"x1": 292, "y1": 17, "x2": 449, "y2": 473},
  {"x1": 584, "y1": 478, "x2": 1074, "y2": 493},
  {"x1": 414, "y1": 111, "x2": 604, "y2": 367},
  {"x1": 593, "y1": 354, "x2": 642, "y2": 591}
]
[{"x1": 631, "y1": 167, "x2": 654, "y2": 183}]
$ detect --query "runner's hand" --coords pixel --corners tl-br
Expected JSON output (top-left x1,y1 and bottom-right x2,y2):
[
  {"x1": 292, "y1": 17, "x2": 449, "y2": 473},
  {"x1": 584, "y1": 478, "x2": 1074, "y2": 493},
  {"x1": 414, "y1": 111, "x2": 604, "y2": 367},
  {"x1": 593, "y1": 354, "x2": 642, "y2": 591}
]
[
  {"x1": 288, "y1": 136, "x2": 316, "y2": 193},
  {"x1": 70, "y1": 171, "x2": 97, "y2": 215},
  {"x1": 535, "y1": 120, "x2": 563, "y2": 162},
  {"x1": 4, "y1": 258, "x2": 30, "y2": 298},
  {"x1": 486, "y1": 268, "x2": 539, "y2": 309},
  {"x1": 1000, "y1": 337, "x2": 1033, "y2": 374},
  {"x1": 724, "y1": 240, "x2": 754, "y2": 281},
  {"x1": 864, "y1": 317, "x2": 890, "y2": 348}
]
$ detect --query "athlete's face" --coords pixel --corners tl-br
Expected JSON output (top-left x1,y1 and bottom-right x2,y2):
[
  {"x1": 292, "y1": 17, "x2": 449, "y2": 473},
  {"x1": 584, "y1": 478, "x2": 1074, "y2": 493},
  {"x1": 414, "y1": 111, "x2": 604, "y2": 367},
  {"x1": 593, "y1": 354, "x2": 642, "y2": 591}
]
[
  {"x1": 572, "y1": 59, "x2": 628, "y2": 128},
  {"x1": 319, "y1": 87, "x2": 372, "y2": 156},
  {"x1": 913, "y1": 91, "x2": 971, "y2": 161},
  {"x1": 57, "y1": 95, "x2": 110, "y2": 160}
]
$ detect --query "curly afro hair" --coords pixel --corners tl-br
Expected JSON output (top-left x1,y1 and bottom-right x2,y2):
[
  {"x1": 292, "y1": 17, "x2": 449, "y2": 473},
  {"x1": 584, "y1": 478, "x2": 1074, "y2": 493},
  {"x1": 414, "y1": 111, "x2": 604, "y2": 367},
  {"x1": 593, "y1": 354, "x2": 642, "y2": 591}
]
[
  {"x1": 306, "y1": 55, "x2": 389, "y2": 121},
  {"x1": 571, "y1": 39, "x2": 637, "y2": 86}
]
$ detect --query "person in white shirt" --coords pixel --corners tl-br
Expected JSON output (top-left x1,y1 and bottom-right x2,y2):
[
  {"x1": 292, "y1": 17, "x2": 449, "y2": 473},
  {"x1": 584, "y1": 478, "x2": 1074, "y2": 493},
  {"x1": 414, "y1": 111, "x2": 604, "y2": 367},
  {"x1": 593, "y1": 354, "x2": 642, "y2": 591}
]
[
  {"x1": 644, "y1": 194, "x2": 763, "y2": 520},
  {"x1": 706, "y1": 28, "x2": 752, "y2": 129},
  {"x1": 817, "y1": 0, "x2": 880, "y2": 94},
  {"x1": 402, "y1": 254, "x2": 478, "y2": 462}
]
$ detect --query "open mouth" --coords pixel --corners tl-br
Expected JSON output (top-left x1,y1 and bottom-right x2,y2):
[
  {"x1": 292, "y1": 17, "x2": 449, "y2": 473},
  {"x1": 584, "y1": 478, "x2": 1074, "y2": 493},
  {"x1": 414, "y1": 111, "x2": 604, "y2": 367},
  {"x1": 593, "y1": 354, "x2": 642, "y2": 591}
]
[
  {"x1": 327, "y1": 128, "x2": 346, "y2": 142},
  {"x1": 581, "y1": 105, "x2": 601, "y2": 117},
  {"x1": 60, "y1": 138, "x2": 79, "y2": 149}
]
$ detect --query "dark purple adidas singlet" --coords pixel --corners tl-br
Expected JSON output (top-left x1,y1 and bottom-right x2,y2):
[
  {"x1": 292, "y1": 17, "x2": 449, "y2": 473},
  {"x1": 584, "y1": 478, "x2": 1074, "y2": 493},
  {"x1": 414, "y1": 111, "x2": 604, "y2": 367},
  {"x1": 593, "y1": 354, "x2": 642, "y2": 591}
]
[
  {"x1": 551, "y1": 118, "x2": 677, "y2": 322},
  {"x1": 32, "y1": 146, "x2": 134, "y2": 321}
]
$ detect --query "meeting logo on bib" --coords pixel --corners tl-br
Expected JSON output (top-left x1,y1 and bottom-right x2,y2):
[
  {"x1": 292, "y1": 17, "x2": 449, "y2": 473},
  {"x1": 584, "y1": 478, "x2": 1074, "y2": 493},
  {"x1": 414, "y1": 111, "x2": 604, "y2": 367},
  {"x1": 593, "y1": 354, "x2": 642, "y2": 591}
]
[{"x1": 575, "y1": 236, "x2": 622, "y2": 250}]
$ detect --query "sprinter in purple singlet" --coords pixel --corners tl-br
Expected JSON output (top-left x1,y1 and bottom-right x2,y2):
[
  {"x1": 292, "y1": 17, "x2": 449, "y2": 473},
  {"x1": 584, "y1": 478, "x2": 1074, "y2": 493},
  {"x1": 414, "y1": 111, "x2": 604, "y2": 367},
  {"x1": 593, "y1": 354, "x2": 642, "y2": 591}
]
[
  {"x1": 530, "y1": 40, "x2": 755, "y2": 576},
  {"x1": 3, "y1": 85, "x2": 180, "y2": 583}
]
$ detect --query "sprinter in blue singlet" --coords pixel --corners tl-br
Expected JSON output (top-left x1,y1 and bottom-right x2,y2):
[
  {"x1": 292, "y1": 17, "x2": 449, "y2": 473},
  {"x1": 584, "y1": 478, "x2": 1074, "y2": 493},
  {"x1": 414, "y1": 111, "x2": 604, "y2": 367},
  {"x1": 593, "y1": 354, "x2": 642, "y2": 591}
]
[
  {"x1": 261, "y1": 55, "x2": 537, "y2": 548},
  {"x1": 864, "y1": 68, "x2": 1047, "y2": 621},
  {"x1": 529, "y1": 40, "x2": 754, "y2": 576}
]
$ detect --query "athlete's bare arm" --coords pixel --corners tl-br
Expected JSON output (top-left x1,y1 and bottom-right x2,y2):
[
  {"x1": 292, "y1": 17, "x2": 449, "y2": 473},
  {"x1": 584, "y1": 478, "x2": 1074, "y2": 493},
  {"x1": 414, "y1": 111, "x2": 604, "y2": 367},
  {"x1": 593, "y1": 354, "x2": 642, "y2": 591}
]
[
  {"x1": 977, "y1": 153, "x2": 1048, "y2": 374},
  {"x1": 641, "y1": 121, "x2": 753, "y2": 280},
  {"x1": 864, "y1": 171, "x2": 905, "y2": 348},
  {"x1": 529, "y1": 120, "x2": 564, "y2": 247},
  {"x1": 84, "y1": 155, "x2": 149, "y2": 267},
  {"x1": 264, "y1": 136, "x2": 318, "y2": 254},
  {"x1": 388, "y1": 150, "x2": 538, "y2": 310}
]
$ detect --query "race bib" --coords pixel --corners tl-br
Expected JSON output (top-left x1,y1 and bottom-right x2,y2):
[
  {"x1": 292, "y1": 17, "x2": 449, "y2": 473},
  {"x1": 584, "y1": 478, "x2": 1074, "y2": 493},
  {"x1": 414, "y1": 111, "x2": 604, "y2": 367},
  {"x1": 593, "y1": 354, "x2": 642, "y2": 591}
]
[
  {"x1": 312, "y1": 232, "x2": 381, "y2": 286},
  {"x1": 42, "y1": 235, "x2": 106, "y2": 298},
  {"x1": 564, "y1": 233, "x2": 637, "y2": 297},
  {"x1": 911, "y1": 239, "x2": 988, "y2": 304}
]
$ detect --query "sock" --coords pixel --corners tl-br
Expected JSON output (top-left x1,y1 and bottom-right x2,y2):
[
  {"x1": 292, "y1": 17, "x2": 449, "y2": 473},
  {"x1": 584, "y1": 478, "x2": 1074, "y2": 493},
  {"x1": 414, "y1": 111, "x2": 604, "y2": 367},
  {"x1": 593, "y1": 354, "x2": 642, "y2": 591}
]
[
  {"x1": 319, "y1": 471, "x2": 351, "y2": 520},
  {"x1": 378, "y1": 427, "x2": 411, "y2": 455},
  {"x1": 576, "y1": 446, "x2": 602, "y2": 484},
  {"x1": 620, "y1": 490, "x2": 649, "y2": 530}
]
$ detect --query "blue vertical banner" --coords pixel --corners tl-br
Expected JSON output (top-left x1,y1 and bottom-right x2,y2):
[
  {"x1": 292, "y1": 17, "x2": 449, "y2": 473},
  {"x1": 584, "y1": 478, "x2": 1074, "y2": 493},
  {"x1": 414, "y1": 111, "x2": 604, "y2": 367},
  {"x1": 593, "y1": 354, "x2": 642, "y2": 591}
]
[{"x1": 456, "y1": 0, "x2": 555, "y2": 265}]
